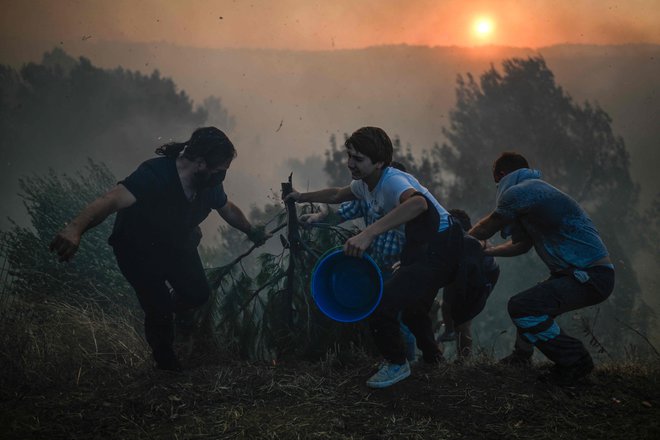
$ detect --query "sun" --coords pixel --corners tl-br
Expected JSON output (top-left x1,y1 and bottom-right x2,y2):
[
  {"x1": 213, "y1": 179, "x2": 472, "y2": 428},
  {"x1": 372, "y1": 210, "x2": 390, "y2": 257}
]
[{"x1": 473, "y1": 17, "x2": 495, "y2": 40}]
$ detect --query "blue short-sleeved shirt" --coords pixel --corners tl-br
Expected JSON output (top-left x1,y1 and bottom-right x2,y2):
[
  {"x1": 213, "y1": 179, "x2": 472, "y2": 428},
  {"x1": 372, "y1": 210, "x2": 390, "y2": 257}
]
[
  {"x1": 349, "y1": 167, "x2": 450, "y2": 232},
  {"x1": 108, "y1": 157, "x2": 228, "y2": 251},
  {"x1": 495, "y1": 178, "x2": 608, "y2": 271}
]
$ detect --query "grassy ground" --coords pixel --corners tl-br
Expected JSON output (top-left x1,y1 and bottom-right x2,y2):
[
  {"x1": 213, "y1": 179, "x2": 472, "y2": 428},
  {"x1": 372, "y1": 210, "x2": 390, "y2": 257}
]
[{"x1": 1, "y1": 300, "x2": 659, "y2": 439}]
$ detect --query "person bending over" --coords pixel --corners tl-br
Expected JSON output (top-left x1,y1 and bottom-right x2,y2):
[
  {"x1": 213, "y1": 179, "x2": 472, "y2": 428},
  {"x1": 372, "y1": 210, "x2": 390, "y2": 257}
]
[
  {"x1": 439, "y1": 209, "x2": 500, "y2": 359},
  {"x1": 469, "y1": 152, "x2": 614, "y2": 384},
  {"x1": 286, "y1": 126, "x2": 462, "y2": 388},
  {"x1": 50, "y1": 127, "x2": 270, "y2": 372}
]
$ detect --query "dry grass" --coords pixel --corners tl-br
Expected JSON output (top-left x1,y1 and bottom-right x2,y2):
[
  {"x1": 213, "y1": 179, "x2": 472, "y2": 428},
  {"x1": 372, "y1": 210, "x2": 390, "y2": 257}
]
[
  {"x1": 1, "y1": 299, "x2": 659, "y2": 440},
  {"x1": 0, "y1": 297, "x2": 148, "y2": 394}
]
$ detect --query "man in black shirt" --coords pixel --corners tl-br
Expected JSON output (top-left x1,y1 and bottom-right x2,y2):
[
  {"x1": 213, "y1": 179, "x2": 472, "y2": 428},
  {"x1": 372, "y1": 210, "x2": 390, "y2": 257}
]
[{"x1": 50, "y1": 127, "x2": 269, "y2": 371}]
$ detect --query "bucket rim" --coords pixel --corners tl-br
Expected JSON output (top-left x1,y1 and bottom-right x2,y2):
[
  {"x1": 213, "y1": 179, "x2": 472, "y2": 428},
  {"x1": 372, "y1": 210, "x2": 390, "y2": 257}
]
[{"x1": 310, "y1": 246, "x2": 384, "y2": 323}]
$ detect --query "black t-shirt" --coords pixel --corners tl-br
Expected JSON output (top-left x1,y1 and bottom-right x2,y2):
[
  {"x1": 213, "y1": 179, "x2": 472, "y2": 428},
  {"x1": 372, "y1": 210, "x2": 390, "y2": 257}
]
[
  {"x1": 108, "y1": 157, "x2": 228, "y2": 252},
  {"x1": 445, "y1": 235, "x2": 500, "y2": 325},
  {"x1": 459, "y1": 235, "x2": 500, "y2": 291}
]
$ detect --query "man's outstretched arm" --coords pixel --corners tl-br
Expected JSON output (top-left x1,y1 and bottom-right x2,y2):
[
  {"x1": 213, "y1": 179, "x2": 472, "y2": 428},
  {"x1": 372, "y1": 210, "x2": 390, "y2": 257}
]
[
  {"x1": 218, "y1": 200, "x2": 271, "y2": 246},
  {"x1": 468, "y1": 212, "x2": 509, "y2": 240},
  {"x1": 469, "y1": 212, "x2": 533, "y2": 257},
  {"x1": 344, "y1": 189, "x2": 427, "y2": 257},
  {"x1": 284, "y1": 186, "x2": 356, "y2": 205},
  {"x1": 483, "y1": 238, "x2": 533, "y2": 257},
  {"x1": 50, "y1": 184, "x2": 136, "y2": 261}
]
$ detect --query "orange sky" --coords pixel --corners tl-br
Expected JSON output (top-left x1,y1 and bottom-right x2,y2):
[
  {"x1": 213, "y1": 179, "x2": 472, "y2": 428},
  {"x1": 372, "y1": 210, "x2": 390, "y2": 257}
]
[{"x1": 1, "y1": 0, "x2": 659, "y2": 52}]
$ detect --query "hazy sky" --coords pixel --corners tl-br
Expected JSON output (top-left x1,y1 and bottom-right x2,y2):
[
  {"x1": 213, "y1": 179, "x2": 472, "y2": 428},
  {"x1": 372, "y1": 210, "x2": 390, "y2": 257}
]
[{"x1": 2, "y1": 0, "x2": 660, "y2": 52}]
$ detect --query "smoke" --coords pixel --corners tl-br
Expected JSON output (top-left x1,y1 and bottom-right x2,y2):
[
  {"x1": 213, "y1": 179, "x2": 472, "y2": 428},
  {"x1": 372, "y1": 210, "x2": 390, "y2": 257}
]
[{"x1": 2, "y1": 42, "x2": 659, "y2": 234}]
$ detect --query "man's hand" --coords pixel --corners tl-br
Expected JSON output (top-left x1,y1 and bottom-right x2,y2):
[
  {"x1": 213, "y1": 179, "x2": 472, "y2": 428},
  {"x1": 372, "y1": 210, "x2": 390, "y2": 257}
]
[
  {"x1": 343, "y1": 230, "x2": 375, "y2": 258},
  {"x1": 299, "y1": 210, "x2": 328, "y2": 228},
  {"x1": 49, "y1": 225, "x2": 82, "y2": 262},
  {"x1": 468, "y1": 212, "x2": 509, "y2": 240},
  {"x1": 483, "y1": 238, "x2": 532, "y2": 257},
  {"x1": 482, "y1": 240, "x2": 496, "y2": 256},
  {"x1": 283, "y1": 189, "x2": 301, "y2": 203},
  {"x1": 246, "y1": 225, "x2": 272, "y2": 247}
]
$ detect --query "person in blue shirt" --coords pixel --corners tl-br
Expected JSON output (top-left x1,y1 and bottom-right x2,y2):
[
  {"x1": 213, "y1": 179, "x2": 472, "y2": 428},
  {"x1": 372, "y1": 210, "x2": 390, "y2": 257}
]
[
  {"x1": 286, "y1": 126, "x2": 463, "y2": 388},
  {"x1": 318, "y1": 161, "x2": 417, "y2": 362},
  {"x1": 50, "y1": 127, "x2": 269, "y2": 372},
  {"x1": 469, "y1": 152, "x2": 614, "y2": 384}
]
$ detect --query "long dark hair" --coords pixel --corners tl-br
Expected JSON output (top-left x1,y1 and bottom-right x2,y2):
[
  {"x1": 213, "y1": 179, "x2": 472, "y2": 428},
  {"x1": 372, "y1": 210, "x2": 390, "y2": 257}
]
[{"x1": 155, "y1": 127, "x2": 236, "y2": 167}]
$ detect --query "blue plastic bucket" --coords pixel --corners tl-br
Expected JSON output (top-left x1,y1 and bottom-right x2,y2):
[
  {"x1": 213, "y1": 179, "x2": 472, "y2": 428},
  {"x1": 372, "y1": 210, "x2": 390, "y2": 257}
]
[{"x1": 311, "y1": 247, "x2": 383, "y2": 322}]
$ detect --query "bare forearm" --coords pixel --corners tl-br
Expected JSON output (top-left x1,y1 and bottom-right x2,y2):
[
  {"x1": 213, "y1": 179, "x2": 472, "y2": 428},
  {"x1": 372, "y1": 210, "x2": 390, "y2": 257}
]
[
  {"x1": 343, "y1": 196, "x2": 427, "y2": 257},
  {"x1": 468, "y1": 221, "x2": 494, "y2": 240},
  {"x1": 485, "y1": 239, "x2": 532, "y2": 257},
  {"x1": 364, "y1": 197, "x2": 427, "y2": 237},
  {"x1": 220, "y1": 201, "x2": 252, "y2": 234},
  {"x1": 299, "y1": 188, "x2": 348, "y2": 204},
  {"x1": 68, "y1": 197, "x2": 116, "y2": 234},
  {"x1": 468, "y1": 212, "x2": 508, "y2": 240},
  {"x1": 51, "y1": 185, "x2": 134, "y2": 262}
]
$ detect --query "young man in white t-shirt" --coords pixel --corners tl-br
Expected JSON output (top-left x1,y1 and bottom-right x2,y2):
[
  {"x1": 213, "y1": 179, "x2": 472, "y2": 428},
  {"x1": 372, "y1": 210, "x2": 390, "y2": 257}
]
[{"x1": 286, "y1": 126, "x2": 463, "y2": 388}]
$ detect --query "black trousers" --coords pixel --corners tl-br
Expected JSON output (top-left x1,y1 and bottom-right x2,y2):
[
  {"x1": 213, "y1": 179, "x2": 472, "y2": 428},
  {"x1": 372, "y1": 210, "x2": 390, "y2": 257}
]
[
  {"x1": 113, "y1": 245, "x2": 211, "y2": 357},
  {"x1": 369, "y1": 223, "x2": 463, "y2": 364},
  {"x1": 508, "y1": 266, "x2": 615, "y2": 366}
]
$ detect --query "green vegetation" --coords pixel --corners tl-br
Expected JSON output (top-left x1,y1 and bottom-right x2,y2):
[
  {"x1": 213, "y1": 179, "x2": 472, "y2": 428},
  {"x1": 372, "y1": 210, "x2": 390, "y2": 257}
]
[{"x1": 5, "y1": 160, "x2": 134, "y2": 312}]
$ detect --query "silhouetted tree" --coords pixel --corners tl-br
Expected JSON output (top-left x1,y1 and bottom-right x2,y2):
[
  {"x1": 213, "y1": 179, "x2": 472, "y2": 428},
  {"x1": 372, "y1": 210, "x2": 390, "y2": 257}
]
[{"x1": 0, "y1": 48, "x2": 235, "y2": 222}]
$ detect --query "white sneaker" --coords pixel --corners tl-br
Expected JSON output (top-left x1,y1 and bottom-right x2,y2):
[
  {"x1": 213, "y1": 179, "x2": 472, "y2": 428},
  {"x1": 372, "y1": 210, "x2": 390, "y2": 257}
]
[{"x1": 366, "y1": 360, "x2": 411, "y2": 388}]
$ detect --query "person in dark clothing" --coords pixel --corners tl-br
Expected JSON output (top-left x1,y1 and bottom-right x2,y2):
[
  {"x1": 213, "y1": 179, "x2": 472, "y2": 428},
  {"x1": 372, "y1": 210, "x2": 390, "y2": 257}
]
[
  {"x1": 285, "y1": 126, "x2": 463, "y2": 388},
  {"x1": 469, "y1": 152, "x2": 614, "y2": 384},
  {"x1": 438, "y1": 209, "x2": 500, "y2": 358},
  {"x1": 50, "y1": 127, "x2": 270, "y2": 372}
]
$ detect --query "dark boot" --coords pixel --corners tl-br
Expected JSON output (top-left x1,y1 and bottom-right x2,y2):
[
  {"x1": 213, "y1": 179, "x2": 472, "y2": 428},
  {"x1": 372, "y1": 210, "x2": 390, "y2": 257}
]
[
  {"x1": 422, "y1": 351, "x2": 445, "y2": 365},
  {"x1": 499, "y1": 349, "x2": 533, "y2": 366},
  {"x1": 540, "y1": 355, "x2": 594, "y2": 386},
  {"x1": 153, "y1": 346, "x2": 183, "y2": 372}
]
